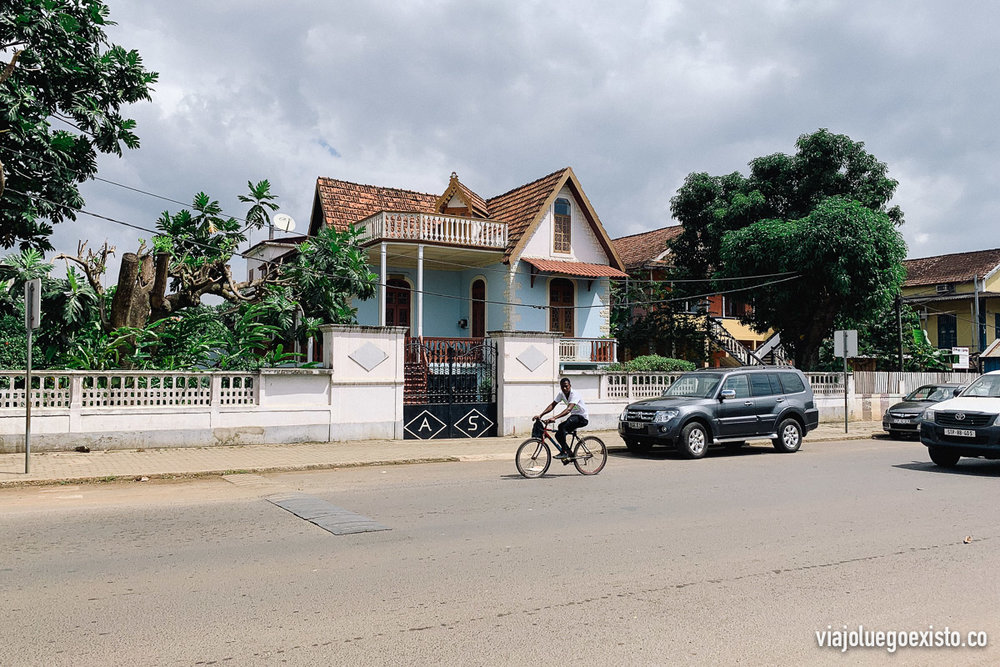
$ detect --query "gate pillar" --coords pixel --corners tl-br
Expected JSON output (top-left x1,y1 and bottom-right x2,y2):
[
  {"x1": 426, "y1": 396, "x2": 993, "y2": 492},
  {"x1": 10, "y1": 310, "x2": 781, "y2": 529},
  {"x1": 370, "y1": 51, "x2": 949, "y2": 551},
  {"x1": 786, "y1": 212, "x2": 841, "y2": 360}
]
[
  {"x1": 488, "y1": 330, "x2": 561, "y2": 436},
  {"x1": 321, "y1": 324, "x2": 408, "y2": 440}
]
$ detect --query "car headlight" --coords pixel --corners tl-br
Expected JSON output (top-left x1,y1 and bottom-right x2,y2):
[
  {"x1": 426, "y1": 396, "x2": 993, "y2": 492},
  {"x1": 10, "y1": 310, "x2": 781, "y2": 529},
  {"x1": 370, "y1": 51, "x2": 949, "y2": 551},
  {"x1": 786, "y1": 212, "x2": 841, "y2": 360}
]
[
  {"x1": 619, "y1": 409, "x2": 628, "y2": 421},
  {"x1": 923, "y1": 409, "x2": 935, "y2": 422},
  {"x1": 994, "y1": 414, "x2": 1000, "y2": 426},
  {"x1": 653, "y1": 409, "x2": 679, "y2": 423}
]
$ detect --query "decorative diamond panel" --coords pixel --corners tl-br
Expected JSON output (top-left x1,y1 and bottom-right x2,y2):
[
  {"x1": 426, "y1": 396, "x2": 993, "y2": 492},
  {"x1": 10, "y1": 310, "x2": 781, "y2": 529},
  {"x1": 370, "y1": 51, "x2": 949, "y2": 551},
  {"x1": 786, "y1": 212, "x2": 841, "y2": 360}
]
[
  {"x1": 516, "y1": 345, "x2": 548, "y2": 372},
  {"x1": 349, "y1": 342, "x2": 388, "y2": 372}
]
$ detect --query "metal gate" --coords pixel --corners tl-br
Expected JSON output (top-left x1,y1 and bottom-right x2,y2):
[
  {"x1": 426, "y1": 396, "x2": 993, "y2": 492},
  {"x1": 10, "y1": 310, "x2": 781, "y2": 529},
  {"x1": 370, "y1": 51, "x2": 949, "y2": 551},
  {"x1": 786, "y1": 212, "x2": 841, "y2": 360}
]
[{"x1": 403, "y1": 337, "x2": 498, "y2": 439}]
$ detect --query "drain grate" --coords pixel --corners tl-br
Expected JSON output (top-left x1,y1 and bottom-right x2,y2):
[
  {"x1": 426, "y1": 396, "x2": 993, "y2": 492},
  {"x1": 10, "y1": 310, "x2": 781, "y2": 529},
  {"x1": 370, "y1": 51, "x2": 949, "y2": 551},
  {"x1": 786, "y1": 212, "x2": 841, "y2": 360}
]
[{"x1": 266, "y1": 492, "x2": 390, "y2": 535}]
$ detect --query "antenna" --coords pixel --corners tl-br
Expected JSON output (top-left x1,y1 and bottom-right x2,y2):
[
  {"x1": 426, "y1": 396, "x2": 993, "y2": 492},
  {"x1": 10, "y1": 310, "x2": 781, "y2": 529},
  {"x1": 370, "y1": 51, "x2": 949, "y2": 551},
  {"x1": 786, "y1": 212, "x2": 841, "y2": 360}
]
[{"x1": 271, "y1": 213, "x2": 296, "y2": 239}]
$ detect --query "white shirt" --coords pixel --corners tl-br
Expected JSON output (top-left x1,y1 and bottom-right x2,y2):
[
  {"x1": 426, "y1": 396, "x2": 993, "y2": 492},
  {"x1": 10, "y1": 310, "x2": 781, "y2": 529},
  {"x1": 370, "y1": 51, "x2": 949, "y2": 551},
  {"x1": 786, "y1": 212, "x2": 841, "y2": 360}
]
[{"x1": 555, "y1": 389, "x2": 588, "y2": 420}]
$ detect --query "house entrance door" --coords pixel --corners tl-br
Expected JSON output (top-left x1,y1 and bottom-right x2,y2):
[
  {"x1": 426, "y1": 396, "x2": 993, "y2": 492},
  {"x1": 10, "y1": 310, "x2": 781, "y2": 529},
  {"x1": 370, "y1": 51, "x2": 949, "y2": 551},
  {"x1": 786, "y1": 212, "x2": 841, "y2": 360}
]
[
  {"x1": 471, "y1": 279, "x2": 486, "y2": 338},
  {"x1": 386, "y1": 279, "x2": 411, "y2": 333},
  {"x1": 549, "y1": 278, "x2": 574, "y2": 337}
]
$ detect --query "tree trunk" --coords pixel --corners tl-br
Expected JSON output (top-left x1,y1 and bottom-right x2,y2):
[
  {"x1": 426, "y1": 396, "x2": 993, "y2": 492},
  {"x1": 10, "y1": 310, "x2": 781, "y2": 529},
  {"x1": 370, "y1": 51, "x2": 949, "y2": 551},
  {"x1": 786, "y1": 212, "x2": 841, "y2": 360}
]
[{"x1": 110, "y1": 252, "x2": 154, "y2": 329}]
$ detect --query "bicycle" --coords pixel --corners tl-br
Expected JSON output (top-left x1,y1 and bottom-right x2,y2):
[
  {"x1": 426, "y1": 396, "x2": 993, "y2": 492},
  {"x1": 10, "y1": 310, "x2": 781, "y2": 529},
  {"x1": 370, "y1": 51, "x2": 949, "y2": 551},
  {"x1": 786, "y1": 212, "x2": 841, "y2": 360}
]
[{"x1": 515, "y1": 418, "x2": 608, "y2": 478}]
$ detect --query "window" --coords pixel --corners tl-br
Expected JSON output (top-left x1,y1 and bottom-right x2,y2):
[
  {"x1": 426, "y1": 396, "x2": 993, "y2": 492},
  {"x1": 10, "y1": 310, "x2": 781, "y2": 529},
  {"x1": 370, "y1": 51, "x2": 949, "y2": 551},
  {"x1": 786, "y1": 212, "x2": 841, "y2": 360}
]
[
  {"x1": 721, "y1": 374, "x2": 750, "y2": 398},
  {"x1": 937, "y1": 313, "x2": 957, "y2": 349},
  {"x1": 777, "y1": 372, "x2": 805, "y2": 394},
  {"x1": 553, "y1": 198, "x2": 571, "y2": 253},
  {"x1": 749, "y1": 373, "x2": 776, "y2": 397}
]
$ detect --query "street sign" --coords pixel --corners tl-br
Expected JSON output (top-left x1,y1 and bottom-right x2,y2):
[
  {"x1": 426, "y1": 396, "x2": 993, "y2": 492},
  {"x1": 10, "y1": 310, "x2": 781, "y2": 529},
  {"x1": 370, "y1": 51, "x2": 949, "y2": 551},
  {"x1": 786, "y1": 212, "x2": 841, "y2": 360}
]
[
  {"x1": 24, "y1": 278, "x2": 41, "y2": 330},
  {"x1": 834, "y1": 329, "x2": 858, "y2": 358}
]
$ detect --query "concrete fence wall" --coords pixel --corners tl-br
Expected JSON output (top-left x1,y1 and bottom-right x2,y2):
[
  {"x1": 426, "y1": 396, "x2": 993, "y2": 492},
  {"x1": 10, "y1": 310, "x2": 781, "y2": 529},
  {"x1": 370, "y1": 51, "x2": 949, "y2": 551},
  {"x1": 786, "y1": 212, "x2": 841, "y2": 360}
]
[{"x1": 1, "y1": 324, "x2": 958, "y2": 452}]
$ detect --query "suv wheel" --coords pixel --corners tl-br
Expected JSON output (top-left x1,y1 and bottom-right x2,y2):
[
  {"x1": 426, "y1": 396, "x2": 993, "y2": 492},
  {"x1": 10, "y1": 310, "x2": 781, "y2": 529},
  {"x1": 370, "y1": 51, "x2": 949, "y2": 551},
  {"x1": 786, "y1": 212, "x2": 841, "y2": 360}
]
[
  {"x1": 772, "y1": 418, "x2": 802, "y2": 453},
  {"x1": 928, "y1": 447, "x2": 960, "y2": 468},
  {"x1": 679, "y1": 422, "x2": 709, "y2": 459}
]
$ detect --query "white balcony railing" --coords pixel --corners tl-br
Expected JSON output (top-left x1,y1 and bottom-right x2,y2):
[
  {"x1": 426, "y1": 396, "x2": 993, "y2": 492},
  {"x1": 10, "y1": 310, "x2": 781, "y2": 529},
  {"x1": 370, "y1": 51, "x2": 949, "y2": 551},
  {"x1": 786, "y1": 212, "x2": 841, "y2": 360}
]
[
  {"x1": 559, "y1": 338, "x2": 617, "y2": 364},
  {"x1": 355, "y1": 211, "x2": 508, "y2": 249}
]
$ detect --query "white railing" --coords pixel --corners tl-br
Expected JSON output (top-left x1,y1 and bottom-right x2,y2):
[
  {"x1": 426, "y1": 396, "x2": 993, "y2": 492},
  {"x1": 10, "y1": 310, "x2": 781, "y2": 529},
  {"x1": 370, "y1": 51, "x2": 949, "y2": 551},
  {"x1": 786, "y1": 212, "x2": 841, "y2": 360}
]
[
  {"x1": 0, "y1": 371, "x2": 257, "y2": 409},
  {"x1": 804, "y1": 372, "x2": 844, "y2": 396},
  {"x1": 355, "y1": 211, "x2": 508, "y2": 249},
  {"x1": 559, "y1": 338, "x2": 618, "y2": 364},
  {"x1": 601, "y1": 373, "x2": 683, "y2": 400}
]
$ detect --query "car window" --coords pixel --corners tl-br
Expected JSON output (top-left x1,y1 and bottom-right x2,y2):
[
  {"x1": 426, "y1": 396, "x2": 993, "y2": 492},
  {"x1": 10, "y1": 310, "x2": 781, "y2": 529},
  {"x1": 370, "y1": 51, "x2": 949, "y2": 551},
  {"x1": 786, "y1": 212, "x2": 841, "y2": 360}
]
[
  {"x1": 961, "y1": 375, "x2": 1000, "y2": 397},
  {"x1": 665, "y1": 374, "x2": 722, "y2": 398},
  {"x1": 905, "y1": 386, "x2": 935, "y2": 401},
  {"x1": 927, "y1": 387, "x2": 953, "y2": 401},
  {"x1": 777, "y1": 372, "x2": 805, "y2": 394},
  {"x1": 749, "y1": 373, "x2": 775, "y2": 397},
  {"x1": 721, "y1": 374, "x2": 750, "y2": 399}
]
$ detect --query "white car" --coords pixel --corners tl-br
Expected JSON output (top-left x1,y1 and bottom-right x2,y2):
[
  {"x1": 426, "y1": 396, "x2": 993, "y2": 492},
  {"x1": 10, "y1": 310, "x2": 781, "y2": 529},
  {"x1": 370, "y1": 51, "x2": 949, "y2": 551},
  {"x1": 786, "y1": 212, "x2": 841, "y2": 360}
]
[{"x1": 919, "y1": 371, "x2": 1000, "y2": 467}]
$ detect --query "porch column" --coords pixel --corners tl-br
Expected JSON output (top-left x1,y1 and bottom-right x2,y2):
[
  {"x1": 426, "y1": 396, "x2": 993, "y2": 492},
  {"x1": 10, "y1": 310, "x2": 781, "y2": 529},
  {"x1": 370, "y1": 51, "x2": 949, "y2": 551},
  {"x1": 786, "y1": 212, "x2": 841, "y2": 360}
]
[
  {"x1": 417, "y1": 244, "x2": 424, "y2": 338},
  {"x1": 379, "y1": 243, "x2": 387, "y2": 326}
]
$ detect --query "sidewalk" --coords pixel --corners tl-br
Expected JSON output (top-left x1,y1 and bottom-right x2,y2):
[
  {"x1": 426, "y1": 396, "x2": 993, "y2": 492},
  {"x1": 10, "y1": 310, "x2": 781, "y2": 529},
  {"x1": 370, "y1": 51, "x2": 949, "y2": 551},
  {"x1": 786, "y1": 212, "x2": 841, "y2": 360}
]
[{"x1": 0, "y1": 421, "x2": 888, "y2": 488}]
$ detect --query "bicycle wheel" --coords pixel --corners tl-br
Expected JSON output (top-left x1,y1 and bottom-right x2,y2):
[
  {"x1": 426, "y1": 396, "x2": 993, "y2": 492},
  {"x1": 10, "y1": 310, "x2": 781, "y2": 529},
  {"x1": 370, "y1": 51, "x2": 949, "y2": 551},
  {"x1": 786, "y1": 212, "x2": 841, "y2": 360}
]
[
  {"x1": 573, "y1": 436, "x2": 607, "y2": 475},
  {"x1": 515, "y1": 438, "x2": 551, "y2": 478}
]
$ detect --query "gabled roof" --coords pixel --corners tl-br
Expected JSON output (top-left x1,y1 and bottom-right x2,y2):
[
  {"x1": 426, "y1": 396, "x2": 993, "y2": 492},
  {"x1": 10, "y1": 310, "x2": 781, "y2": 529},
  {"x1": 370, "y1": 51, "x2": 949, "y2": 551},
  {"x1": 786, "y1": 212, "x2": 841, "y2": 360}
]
[
  {"x1": 311, "y1": 178, "x2": 437, "y2": 233},
  {"x1": 611, "y1": 225, "x2": 684, "y2": 271},
  {"x1": 434, "y1": 172, "x2": 489, "y2": 217},
  {"x1": 308, "y1": 167, "x2": 625, "y2": 271},
  {"x1": 904, "y1": 247, "x2": 1000, "y2": 286}
]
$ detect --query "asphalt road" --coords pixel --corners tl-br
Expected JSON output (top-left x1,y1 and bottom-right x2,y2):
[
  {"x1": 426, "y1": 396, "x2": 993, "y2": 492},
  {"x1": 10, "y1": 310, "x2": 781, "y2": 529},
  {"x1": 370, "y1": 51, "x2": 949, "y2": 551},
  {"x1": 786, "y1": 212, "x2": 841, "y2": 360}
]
[{"x1": 2, "y1": 437, "x2": 999, "y2": 666}]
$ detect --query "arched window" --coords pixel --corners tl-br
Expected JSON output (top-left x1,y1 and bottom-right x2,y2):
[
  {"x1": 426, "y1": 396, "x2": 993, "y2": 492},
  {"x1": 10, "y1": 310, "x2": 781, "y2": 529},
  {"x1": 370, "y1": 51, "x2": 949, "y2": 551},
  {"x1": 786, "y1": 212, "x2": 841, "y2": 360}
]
[
  {"x1": 549, "y1": 278, "x2": 574, "y2": 337},
  {"x1": 553, "y1": 198, "x2": 571, "y2": 253},
  {"x1": 386, "y1": 278, "x2": 411, "y2": 334}
]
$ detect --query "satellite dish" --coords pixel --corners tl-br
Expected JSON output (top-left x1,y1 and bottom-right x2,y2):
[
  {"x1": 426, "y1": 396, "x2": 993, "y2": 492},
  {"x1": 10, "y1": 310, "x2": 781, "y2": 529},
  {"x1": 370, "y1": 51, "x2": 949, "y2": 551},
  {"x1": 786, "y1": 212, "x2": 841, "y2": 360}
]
[{"x1": 272, "y1": 213, "x2": 296, "y2": 232}]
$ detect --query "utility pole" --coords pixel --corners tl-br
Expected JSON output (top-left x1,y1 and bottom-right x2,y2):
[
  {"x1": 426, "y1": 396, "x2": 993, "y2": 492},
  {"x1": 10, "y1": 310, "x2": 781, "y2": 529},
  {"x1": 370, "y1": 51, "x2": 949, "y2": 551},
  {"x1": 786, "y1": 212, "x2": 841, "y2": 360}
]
[{"x1": 896, "y1": 293, "x2": 904, "y2": 371}]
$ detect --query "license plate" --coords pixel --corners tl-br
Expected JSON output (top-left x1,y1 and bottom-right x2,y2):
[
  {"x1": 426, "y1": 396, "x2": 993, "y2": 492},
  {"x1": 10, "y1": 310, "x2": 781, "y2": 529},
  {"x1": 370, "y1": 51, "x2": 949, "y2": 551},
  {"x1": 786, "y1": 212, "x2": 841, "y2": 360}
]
[
  {"x1": 891, "y1": 418, "x2": 912, "y2": 424},
  {"x1": 628, "y1": 421, "x2": 645, "y2": 430},
  {"x1": 944, "y1": 428, "x2": 976, "y2": 437}
]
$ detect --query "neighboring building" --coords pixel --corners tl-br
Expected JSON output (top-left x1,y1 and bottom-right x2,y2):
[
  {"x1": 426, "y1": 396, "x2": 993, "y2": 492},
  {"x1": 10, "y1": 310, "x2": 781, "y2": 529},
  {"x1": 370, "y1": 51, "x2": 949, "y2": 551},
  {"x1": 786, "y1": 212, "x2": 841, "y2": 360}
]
[
  {"x1": 611, "y1": 225, "x2": 779, "y2": 366},
  {"x1": 902, "y1": 247, "x2": 1000, "y2": 360},
  {"x1": 306, "y1": 168, "x2": 628, "y2": 367}
]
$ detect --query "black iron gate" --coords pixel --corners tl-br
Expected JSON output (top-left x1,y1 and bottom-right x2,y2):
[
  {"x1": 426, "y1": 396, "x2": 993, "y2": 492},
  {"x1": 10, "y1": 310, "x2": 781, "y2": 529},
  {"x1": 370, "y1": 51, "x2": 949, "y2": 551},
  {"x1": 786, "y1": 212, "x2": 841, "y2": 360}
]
[{"x1": 403, "y1": 337, "x2": 498, "y2": 439}]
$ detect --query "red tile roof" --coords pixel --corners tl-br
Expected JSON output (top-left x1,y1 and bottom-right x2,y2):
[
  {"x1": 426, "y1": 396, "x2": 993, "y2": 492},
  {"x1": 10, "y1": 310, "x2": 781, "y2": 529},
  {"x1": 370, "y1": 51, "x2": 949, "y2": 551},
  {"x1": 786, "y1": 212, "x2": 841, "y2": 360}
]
[
  {"x1": 314, "y1": 178, "x2": 438, "y2": 232},
  {"x1": 522, "y1": 257, "x2": 628, "y2": 278},
  {"x1": 487, "y1": 168, "x2": 571, "y2": 260},
  {"x1": 611, "y1": 225, "x2": 684, "y2": 271},
  {"x1": 904, "y1": 248, "x2": 1000, "y2": 286}
]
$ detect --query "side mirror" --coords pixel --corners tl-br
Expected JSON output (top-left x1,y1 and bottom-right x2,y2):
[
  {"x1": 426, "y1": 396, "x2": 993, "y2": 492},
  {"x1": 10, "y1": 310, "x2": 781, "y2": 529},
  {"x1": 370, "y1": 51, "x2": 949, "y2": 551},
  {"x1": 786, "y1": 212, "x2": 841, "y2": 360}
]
[
  {"x1": 720, "y1": 389, "x2": 736, "y2": 400},
  {"x1": 954, "y1": 386, "x2": 965, "y2": 397}
]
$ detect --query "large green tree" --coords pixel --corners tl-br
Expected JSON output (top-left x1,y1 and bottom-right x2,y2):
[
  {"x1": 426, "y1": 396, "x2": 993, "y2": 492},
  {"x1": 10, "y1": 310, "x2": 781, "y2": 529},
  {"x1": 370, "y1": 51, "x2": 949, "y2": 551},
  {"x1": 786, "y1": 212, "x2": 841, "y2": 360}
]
[
  {"x1": 0, "y1": 0, "x2": 157, "y2": 250},
  {"x1": 669, "y1": 129, "x2": 907, "y2": 369},
  {"x1": 718, "y1": 197, "x2": 906, "y2": 369}
]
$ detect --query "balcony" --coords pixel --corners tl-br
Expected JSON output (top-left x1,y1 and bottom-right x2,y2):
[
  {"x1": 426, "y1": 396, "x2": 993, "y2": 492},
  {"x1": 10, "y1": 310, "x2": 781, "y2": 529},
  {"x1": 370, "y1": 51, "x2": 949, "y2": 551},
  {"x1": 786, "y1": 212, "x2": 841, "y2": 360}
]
[
  {"x1": 356, "y1": 211, "x2": 508, "y2": 249},
  {"x1": 559, "y1": 338, "x2": 618, "y2": 365}
]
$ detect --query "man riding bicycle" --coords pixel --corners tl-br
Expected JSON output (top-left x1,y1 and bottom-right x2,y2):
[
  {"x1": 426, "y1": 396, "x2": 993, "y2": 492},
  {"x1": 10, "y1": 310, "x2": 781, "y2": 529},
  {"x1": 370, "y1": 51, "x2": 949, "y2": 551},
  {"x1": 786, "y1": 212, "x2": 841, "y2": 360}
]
[{"x1": 533, "y1": 377, "x2": 589, "y2": 460}]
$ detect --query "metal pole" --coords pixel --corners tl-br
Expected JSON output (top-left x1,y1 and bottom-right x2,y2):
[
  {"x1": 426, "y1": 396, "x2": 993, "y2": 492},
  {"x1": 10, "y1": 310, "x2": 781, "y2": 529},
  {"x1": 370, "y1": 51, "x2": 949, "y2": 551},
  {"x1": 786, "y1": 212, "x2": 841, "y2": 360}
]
[
  {"x1": 896, "y1": 294, "x2": 904, "y2": 371},
  {"x1": 25, "y1": 326, "x2": 32, "y2": 474},
  {"x1": 843, "y1": 330, "x2": 849, "y2": 434}
]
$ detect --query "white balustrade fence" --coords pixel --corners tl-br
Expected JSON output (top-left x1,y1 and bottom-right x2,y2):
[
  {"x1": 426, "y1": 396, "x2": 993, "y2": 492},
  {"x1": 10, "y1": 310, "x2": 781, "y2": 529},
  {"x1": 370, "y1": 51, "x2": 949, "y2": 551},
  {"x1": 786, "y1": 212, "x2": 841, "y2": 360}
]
[
  {"x1": 356, "y1": 211, "x2": 508, "y2": 248},
  {"x1": 0, "y1": 371, "x2": 256, "y2": 409}
]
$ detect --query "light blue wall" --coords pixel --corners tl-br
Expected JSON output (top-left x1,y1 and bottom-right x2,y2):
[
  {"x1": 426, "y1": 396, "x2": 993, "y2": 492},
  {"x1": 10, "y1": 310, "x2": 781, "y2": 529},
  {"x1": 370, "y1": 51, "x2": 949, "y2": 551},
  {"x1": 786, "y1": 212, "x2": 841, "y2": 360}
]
[{"x1": 351, "y1": 261, "x2": 609, "y2": 338}]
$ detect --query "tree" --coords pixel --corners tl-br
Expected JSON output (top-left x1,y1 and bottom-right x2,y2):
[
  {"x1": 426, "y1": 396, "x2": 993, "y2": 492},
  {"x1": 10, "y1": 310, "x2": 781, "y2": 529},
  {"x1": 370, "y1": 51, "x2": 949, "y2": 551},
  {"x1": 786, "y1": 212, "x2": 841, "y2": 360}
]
[
  {"x1": 0, "y1": 0, "x2": 157, "y2": 250},
  {"x1": 610, "y1": 278, "x2": 710, "y2": 364},
  {"x1": 669, "y1": 129, "x2": 907, "y2": 369},
  {"x1": 718, "y1": 197, "x2": 906, "y2": 369}
]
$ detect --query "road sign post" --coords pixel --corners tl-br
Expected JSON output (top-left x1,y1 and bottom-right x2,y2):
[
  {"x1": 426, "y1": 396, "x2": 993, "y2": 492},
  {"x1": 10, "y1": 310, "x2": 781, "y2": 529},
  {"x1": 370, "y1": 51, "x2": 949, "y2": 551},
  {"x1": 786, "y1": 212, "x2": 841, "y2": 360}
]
[
  {"x1": 24, "y1": 278, "x2": 41, "y2": 474},
  {"x1": 834, "y1": 329, "x2": 858, "y2": 434}
]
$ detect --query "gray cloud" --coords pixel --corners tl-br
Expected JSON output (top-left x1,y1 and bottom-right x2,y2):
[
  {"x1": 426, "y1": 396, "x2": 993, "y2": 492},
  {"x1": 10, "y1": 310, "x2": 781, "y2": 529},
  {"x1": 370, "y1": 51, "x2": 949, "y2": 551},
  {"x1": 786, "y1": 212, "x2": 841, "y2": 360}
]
[{"x1": 48, "y1": 0, "x2": 1000, "y2": 275}]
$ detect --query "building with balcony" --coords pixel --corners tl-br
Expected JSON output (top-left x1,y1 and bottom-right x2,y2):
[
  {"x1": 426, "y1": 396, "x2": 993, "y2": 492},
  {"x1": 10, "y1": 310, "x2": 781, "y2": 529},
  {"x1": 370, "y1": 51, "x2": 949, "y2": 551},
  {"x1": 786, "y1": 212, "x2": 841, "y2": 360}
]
[{"x1": 303, "y1": 168, "x2": 627, "y2": 367}]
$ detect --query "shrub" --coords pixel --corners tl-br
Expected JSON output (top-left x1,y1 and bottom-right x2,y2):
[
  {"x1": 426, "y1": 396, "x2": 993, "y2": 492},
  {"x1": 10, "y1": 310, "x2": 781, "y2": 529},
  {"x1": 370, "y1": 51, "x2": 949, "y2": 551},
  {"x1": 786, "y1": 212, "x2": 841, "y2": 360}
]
[{"x1": 605, "y1": 355, "x2": 696, "y2": 373}]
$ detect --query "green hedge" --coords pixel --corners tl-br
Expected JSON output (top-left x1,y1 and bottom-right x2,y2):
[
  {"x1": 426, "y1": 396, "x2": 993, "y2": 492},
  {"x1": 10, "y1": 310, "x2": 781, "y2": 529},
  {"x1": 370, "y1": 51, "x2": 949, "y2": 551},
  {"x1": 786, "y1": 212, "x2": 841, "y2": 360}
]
[{"x1": 605, "y1": 355, "x2": 696, "y2": 373}]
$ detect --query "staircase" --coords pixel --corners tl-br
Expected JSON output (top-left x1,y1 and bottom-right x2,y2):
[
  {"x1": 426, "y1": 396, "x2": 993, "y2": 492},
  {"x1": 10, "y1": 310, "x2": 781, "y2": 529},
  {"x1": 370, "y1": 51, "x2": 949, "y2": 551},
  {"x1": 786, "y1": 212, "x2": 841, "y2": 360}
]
[
  {"x1": 706, "y1": 317, "x2": 766, "y2": 366},
  {"x1": 755, "y1": 331, "x2": 789, "y2": 365}
]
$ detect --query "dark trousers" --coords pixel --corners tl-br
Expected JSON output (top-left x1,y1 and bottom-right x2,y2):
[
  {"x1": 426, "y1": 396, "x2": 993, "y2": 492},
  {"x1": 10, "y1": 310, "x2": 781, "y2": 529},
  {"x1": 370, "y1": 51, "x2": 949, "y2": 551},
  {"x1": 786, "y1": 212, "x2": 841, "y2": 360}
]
[{"x1": 556, "y1": 415, "x2": 589, "y2": 451}]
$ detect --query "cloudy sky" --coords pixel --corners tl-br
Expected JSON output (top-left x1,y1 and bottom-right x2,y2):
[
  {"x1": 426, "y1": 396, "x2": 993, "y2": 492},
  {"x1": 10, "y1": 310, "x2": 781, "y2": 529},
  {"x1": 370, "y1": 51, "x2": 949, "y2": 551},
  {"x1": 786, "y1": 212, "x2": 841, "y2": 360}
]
[{"x1": 54, "y1": 0, "x2": 1000, "y2": 277}]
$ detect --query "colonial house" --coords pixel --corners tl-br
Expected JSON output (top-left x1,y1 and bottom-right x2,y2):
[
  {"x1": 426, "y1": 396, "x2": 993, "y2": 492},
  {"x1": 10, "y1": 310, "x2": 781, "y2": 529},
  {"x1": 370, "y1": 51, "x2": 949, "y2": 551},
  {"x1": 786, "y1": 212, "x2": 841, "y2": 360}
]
[
  {"x1": 303, "y1": 168, "x2": 628, "y2": 367},
  {"x1": 611, "y1": 225, "x2": 782, "y2": 366},
  {"x1": 902, "y1": 247, "x2": 1000, "y2": 361}
]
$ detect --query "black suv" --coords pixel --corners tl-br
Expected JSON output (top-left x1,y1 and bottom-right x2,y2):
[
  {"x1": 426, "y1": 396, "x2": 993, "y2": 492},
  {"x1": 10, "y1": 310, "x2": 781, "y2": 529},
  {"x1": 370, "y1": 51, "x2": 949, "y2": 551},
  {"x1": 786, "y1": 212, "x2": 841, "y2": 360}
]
[{"x1": 618, "y1": 367, "x2": 819, "y2": 458}]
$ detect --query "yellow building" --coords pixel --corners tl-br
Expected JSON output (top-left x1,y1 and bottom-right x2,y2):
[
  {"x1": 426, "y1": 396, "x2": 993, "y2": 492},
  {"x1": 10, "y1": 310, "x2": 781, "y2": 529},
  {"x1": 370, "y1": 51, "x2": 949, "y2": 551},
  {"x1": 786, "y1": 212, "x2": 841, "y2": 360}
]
[{"x1": 902, "y1": 248, "x2": 1000, "y2": 363}]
